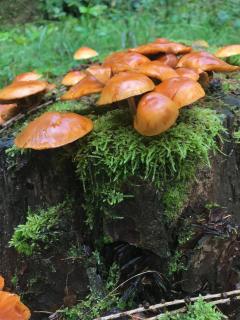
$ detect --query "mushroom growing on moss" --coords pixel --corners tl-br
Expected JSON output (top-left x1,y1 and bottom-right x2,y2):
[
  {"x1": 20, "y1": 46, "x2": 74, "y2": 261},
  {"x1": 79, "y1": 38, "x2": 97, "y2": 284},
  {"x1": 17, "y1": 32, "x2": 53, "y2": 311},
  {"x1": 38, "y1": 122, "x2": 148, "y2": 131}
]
[
  {"x1": 134, "y1": 92, "x2": 179, "y2": 136},
  {"x1": 13, "y1": 71, "x2": 42, "y2": 82},
  {"x1": 15, "y1": 111, "x2": 93, "y2": 150},
  {"x1": 215, "y1": 45, "x2": 240, "y2": 58},
  {"x1": 61, "y1": 70, "x2": 86, "y2": 86},
  {"x1": 74, "y1": 46, "x2": 98, "y2": 61}
]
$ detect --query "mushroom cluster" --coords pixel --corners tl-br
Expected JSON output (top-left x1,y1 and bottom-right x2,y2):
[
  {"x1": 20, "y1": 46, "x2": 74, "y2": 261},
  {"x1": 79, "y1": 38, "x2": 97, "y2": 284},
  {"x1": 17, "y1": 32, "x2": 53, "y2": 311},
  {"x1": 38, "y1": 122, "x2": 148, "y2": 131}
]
[
  {"x1": 0, "y1": 275, "x2": 31, "y2": 320},
  {"x1": 13, "y1": 39, "x2": 239, "y2": 150}
]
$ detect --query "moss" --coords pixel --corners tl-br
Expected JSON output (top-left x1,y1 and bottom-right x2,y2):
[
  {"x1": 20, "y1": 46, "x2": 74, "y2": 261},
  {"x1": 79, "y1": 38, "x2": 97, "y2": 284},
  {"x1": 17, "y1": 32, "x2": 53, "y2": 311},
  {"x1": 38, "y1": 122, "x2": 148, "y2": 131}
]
[
  {"x1": 228, "y1": 54, "x2": 240, "y2": 67},
  {"x1": 74, "y1": 106, "x2": 224, "y2": 227},
  {"x1": 234, "y1": 130, "x2": 240, "y2": 143}
]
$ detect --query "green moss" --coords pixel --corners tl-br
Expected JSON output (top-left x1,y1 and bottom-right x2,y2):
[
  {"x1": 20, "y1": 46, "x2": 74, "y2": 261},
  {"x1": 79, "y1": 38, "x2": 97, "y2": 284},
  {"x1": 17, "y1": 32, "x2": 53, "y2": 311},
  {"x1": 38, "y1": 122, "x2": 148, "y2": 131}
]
[
  {"x1": 228, "y1": 54, "x2": 240, "y2": 66},
  {"x1": 74, "y1": 106, "x2": 224, "y2": 227},
  {"x1": 234, "y1": 130, "x2": 240, "y2": 143}
]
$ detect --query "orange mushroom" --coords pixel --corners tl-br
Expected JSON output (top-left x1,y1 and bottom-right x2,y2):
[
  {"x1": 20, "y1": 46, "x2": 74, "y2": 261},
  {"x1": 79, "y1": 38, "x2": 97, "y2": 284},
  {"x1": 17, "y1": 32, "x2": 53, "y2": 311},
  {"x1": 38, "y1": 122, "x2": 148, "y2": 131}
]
[
  {"x1": 97, "y1": 71, "x2": 155, "y2": 106},
  {"x1": 74, "y1": 47, "x2": 98, "y2": 60},
  {"x1": 86, "y1": 65, "x2": 112, "y2": 84},
  {"x1": 175, "y1": 67, "x2": 200, "y2": 81},
  {"x1": 0, "y1": 104, "x2": 18, "y2": 125},
  {"x1": 134, "y1": 61, "x2": 179, "y2": 81},
  {"x1": 103, "y1": 51, "x2": 150, "y2": 74},
  {"x1": 13, "y1": 71, "x2": 42, "y2": 82},
  {"x1": 157, "y1": 53, "x2": 179, "y2": 68},
  {"x1": 61, "y1": 70, "x2": 86, "y2": 86},
  {"x1": 154, "y1": 77, "x2": 205, "y2": 108},
  {"x1": 61, "y1": 75, "x2": 104, "y2": 101},
  {"x1": 15, "y1": 112, "x2": 93, "y2": 150},
  {"x1": 215, "y1": 45, "x2": 240, "y2": 58},
  {"x1": 177, "y1": 51, "x2": 239, "y2": 72},
  {"x1": 130, "y1": 41, "x2": 191, "y2": 55},
  {"x1": 0, "y1": 276, "x2": 31, "y2": 320},
  {"x1": 134, "y1": 92, "x2": 179, "y2": 136}
]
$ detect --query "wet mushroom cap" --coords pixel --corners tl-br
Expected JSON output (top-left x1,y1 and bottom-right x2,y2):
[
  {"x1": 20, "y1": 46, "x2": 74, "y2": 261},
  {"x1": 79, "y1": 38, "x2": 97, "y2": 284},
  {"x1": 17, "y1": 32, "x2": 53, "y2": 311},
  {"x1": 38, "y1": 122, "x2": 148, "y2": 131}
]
[
  {"x1": 154, "y1": 77, "x2": 205, "y2": 108},
  {"x1": 157, "y1": 53, "x2": 179, "y2": 68},
  {"x1": 97, "y1": 71, "x2": 155, "y2": 105},
  {"x1": 15, "y1": 112, "x2": 93, "y2": 150},
  {"x1": 0, "y1": 104, "x2": 18, "y2": 124},
  {"x1": 134, "y1": 92, "x2": 179, "y2": 136},
  {"x1": 177, "y1": 51, "x2": 239, "y2": 72},
  {"x1": 73, "y1": 47, "x2": 98, "y2": 60},
  {"x1": 61, "y1": 70, "x2": 86, "y2": 86},
  {"x1": 215, "y1": 44, "x2": 240, "y2": 58},
  {"x1": 0, "y1": 291, "x2": 31, "y2": 320},
  {"x1": 86, "y1": 65, "x2": 112, "y2": 84},
  {"x1": 0, "y1": 81, "x2": 48, "y2": 101},
  {"x1": 134, "y1": 61, "x2": 179, "y2": 81},
  {"x1": 103, "y1": 51, "x2": 150, "y2": 73},
  {"x1": 130, "y1": 41, "x2": 191, "y2": 55},
  {"x1": 61, "y1": 75, "x2": 104, "y2": 101},
  {"x1": 175, "y1": 67, "x2": 200, "y2": 81},
  {"x1": 13, "y1": 71, "x2": 42, "y2": 82}
]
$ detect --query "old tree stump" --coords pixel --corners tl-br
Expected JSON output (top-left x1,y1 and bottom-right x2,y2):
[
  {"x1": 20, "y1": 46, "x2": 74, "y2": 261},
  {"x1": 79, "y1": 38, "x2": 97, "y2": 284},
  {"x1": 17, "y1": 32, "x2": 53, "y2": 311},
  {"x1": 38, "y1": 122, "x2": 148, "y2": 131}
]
[{"x1": 0, "y1": 74, "x2": 240, "y2": 318}]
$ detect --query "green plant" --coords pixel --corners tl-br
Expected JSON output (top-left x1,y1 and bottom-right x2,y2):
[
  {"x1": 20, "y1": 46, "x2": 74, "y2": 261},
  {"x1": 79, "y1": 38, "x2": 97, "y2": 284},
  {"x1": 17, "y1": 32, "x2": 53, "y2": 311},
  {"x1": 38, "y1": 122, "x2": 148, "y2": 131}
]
[
  {"x1": 168, "y1": 251, "x2": 186, "y2": 276},
  {"x1": 162, "y1": 298, "x2": 224, "y2": 319},
  {"x1": 233, "y1": 130, "x2": 240, "y2": 143}
]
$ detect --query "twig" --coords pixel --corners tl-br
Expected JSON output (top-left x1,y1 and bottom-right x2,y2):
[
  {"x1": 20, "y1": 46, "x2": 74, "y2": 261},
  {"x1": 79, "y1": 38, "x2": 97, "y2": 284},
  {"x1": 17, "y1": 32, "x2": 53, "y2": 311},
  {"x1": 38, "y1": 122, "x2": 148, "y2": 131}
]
[{"x1": 95, "y1": 290, "x2": 240, "y2": 320}]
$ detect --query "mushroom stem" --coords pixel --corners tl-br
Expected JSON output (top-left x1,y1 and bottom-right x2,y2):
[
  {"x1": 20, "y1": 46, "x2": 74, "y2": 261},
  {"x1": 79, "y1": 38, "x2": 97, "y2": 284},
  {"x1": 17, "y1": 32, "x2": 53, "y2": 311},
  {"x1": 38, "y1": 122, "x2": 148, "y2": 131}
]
[{"x1": 127, "y1": 96, "x2": 137, "y2": 115}]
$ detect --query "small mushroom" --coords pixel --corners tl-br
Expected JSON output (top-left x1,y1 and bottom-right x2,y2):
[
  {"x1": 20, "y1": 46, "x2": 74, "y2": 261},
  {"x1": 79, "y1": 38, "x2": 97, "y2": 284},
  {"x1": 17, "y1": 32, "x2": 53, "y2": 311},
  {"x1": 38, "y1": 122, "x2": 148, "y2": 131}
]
[
  {"x1": 13, "y1": 71, "x2": 42, "y2": 82},
  {"x1": 103, "y1": 51, "x2": 150, "y2": 73},
  {"x1": 134, "y1": 92, "x2": 179, "y2": 136},
  {"x1": 61, "y1": 70, "x2": 87, "y2": 86},
  {"x1": 61, "y1": 75, "x2": 104, "y2": 101},
  {"x1": 74, "y1": 46, "x2": 98, "y2": 60},
  {"x1": 86, "y1": 65, "x2": 112, "y2": 84},
  {"x1": 134, "y1": 61, "x2": 179, "y2": 81},
  {"x1": 215, "y1": 45, "x2": 240, "y2": 58},
  {"x1": 157, "y1": 53, "x2": 179, "y2": 68},
  {"x1": 175, "y1": 67, "x2": 200, "y2": 81},
  {"x1": 154, "y1": 77, "x2": 205, "y2": 108},
  {"x1": 97, "y1": 71, "x2": 155, "y2": 111},
  {"x1": 0, "y1": 104, "x2": 18, "y2": 125},
  {"x1": 15, "y1": 112, "x2": 93, "y2": 150}
]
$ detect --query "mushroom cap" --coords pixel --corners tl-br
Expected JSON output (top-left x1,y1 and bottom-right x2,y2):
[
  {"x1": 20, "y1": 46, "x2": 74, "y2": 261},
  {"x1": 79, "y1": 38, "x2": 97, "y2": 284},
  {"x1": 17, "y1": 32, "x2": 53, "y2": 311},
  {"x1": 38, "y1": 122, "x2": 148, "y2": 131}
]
[
  {"x1": 61, "y1": 75, "x2": 104, "y2": 101},
  {"x1": 86, "y1": 65, "x2": 111, "y2": 84},
  {"x1": 97, "y1": 71, "x2": 155, "y2": 105},
  {"x1": 61, "y1": 71, "x2": 86, "y2": 86},
  {"x1": 0, "y1": 104, "x2": 18, "y2": 125},
  {"x1": 15, "y1": 112, "x2": 93, "y2": 150},
  {"x1": 154, "y1": 77, "x2": 205, "y2": 108},
  {"x1": 0, "y1": 291, "x2": 31, "y2": 320},
  {"x1": 153, "y1": 38, "x2": 170, "y2": 44},
  {"x1": 0, "y1": 81, "x2": 48, "y2": 101},
  {"x1": 157, "y1": 53, "x2": 179, "y2": 68},
  {"x1": 177, "y1": 51, "x2": 239, "y2": 72},
  {"x1": 134, "y1": 92, "x2": 179, "y2": 136},
  {"x1": 130, "y1": 42, "x2": 191, "y2": 55},
  {"x1": 103, "y1": 51, "x2": 150, "y2": 73},
  {"x1": 175, "y1": 67, "x2": 200, "y2": 81},
  {"x1": 134, "y1": 61, "x2": 179, "y2": 81},
  {"x1": 191, "y1": 40, "x2": 209, "y2": 49},
  {"x1": 215, "y1": 45, "x2": 240, "y2": 58},
  {"x1": 0, "y1": 276, "x2": 4, "y2": 290},
  {"x1": 13, "y1": 71, "x2": 42, "y2": 82},
  {"x1": 73, "y1": 47, "x2": 98, "y2": 60}
]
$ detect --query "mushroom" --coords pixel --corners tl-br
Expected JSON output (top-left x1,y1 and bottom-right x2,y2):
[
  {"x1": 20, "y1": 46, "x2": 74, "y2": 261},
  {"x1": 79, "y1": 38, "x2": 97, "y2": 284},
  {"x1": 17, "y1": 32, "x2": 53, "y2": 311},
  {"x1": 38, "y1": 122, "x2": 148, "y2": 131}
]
[
  {"x1": 74, "y1": 46, "x2": 98, "y2": 61},
  {"x1": 156, "y1": 53, "x2": 179, "y2": 68},
  {"x1": 61, "y1": 75, "x2": 104, "y2": 101},
  {"x1": 175, "y1": 67, "x2": 200, "y2": 81},
  {"x1": 133, "y1": 61, "x2": 179, "y2": 81},
  {"x1": 0, "y1": 276, "x2": 4, "y2": 290},
  {"x1": 177, "y1": 51, "x2": 239, "y2": 72},
  {"x1": 103, "y1": 51, "x2": 150, "y2": 74},
  {"x1": 215, "y1": 45, "x2": 240, "y2": 58},
  {"x1": 0, "y1": 104, "x2": 18, "y2": 125},
  {"x1": 13, "y1": 71, "x2": 42, "y2": 82},
  {"x1": 154, "y1": 77, "x2": 205, "y2": 108},
  {"x1": 129, "y1": 41, "x2": 191, "y2": 55},
  {"x1": 0, "y1": 80, "x2": 49, "y2": 108},
  {"x1": 86, "y1": 65, "x2": 112, "y2": 84},
  {"x1": 61, "y1": 70, "x2": 86, "y2": 86},
  {"x1": 134, "y1": 92, "x2": 179, "y2": 136},
  {"x1": 97, "y1": 71, "x2": 155, "y2": 112},
  {"x1": 15, "y1": 111, "x2": 93, "y2": 150}
]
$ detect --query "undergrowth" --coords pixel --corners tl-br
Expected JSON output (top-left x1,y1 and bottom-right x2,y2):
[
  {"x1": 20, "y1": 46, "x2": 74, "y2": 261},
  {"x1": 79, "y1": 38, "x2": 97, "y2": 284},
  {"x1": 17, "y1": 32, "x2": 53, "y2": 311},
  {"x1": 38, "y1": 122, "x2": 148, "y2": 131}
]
[{"x1": 74, "y1": 106, "x2": 224, "y2": 227}]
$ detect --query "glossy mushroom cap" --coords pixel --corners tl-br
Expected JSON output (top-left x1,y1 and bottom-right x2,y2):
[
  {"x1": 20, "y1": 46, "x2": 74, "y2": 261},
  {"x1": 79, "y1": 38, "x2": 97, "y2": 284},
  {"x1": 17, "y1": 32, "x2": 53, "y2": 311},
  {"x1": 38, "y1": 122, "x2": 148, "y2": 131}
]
[
  {"x1": 61, "y1": 71, "x2": 86, "y2": 86},
  {"x1": 130, "y1": 41, "x2": 191, "y2": 55},
  {"x1": 13, "y1": 71, "x2": 42, "y2": 82},
  {"x1": 0, "y1": 104, "x2": 18, "y2": 125},
  {"x1": 134, "y1": 92, "x2": 179, "y2": 136},
  {"x1": 175, "y1": 67, "x2": 200, "y2": 81},
  {"x1": 97, "y1": 71, "x2": 155, "y2": 105},
  {"x1": 0, "y1": 81, "x2": 48, "y2": 101},
  {"x1": 177, "y1": 51, "x2": 239, "y2": 72},
  {"x1": 86, "y1": 65, "x2": 111, "y2": 84},
  {"x1": 61, "y1": 75, "x2": 104, "y2": 101},
  {"x1": 154, "y1": 77, "x2": 205, "y2": 108},
  {"x1": 157, "y1": 53, "x2": 179, "y2": 68},
  {"x1": 134, "y1": 61, "x2": 179, "y2": 81},
  {"x1": 215, "y1": 45, "x2": 240, "y2": 58},
  {"x1": 154, "y1": 38, "x2": 170, "y2": 44},
  {"x1": 74, "y1": 47, "x2": 98, "y2": 60},
  {"x1": 15, "y1": 112, "x2": 93, "y2": 150},
  {"x1": 103, "y1": 51, "x2": 150, "y2": 73}
]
